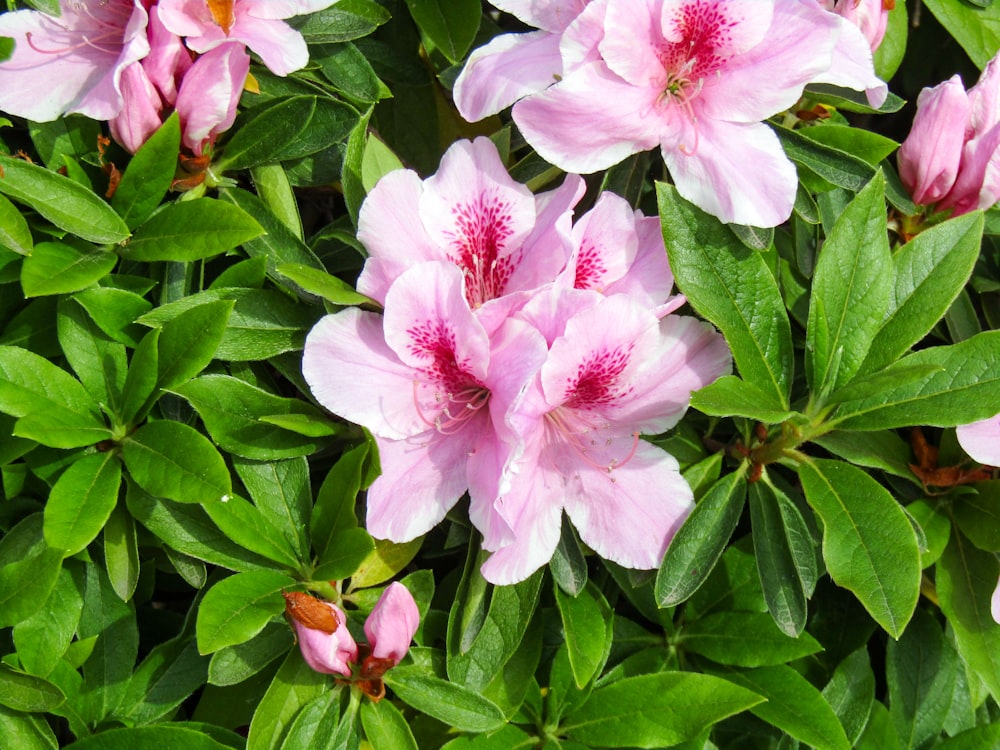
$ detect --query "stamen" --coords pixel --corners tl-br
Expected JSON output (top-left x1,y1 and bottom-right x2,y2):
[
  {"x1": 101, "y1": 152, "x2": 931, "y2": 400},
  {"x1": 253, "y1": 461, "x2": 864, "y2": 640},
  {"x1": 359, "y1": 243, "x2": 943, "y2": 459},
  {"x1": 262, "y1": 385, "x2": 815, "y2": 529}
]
[
  {"x1": 412, "y1": 380, "x2": 490, "y2": 434},
  {"x1": 546, "y1": 408, "x2": 641, "y2": 474}
]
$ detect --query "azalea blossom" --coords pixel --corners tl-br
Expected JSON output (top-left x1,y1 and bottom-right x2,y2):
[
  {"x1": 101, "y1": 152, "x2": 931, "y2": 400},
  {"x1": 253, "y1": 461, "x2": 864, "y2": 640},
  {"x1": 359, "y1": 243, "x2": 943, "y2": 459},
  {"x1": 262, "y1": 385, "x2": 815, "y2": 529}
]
[
  {"x1": 468, "y1": 0, "x2": 886, "y2": 227},
  {"x1": 898, "y1": 53, "x2": 1000, "y2": 217},
  {"x1": 157, "y1": 0, "x2": 340, "y2": 76},
  {"x1": 478, "y1": 291, "x2": 731, "y2": 584},
  {"x1": 285, "y1": 583, "x2": 419, "y2": 691},
  {"x1": 956, "y1": 413, "x2": 1000, "y2": 467},
  {"x1": 173, "y1": 41, "x2": 249, "y2": 155},
  {"x1": 818, "y1": 0, "x2": 892, "y2": 52},
  {"x1": 0, "y1": 0, "x2": 150, "y2": 121},
  {"x1": 302, "y1": 261, "x2": 547, "y2": 542}
]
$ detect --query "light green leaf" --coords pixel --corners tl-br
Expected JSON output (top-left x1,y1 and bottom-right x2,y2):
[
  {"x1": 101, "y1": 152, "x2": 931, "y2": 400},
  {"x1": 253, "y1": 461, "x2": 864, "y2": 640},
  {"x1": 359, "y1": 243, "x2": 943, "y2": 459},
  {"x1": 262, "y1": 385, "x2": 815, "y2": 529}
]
[
  {"x1": 112, "y1": 113, "x2": 181, "y2": 230},
  {"x1": 690, "y1": 376, "x2": 797, "y2": 423},
  {"x1": 21, "y1": 241, "x2": 117, "y2": 298},
  {"x1": 361, "y1": 696, "x2": 418, "y2": 750},
  {"x1": 0, "y1": 665, "x2": 65, "y2": 712},
  {"x1": 0, "y1": 193, "x2": 32, "y2": 255},
  {"x1": 384, "y1": 667, "x2": 506, "y2": 733},
  {"x1": 404, "y1": 0, "x2": 481, "y2": 63},
  {"x1": 43, "y1": 452, "x2": 122, "y2": 557},
  {"x1": 121, "y1": 199, "x2": 264, "y2": 262},
  {"x1": 555, "y1": 581, "x2": 614, "y2": 689},
  {"x1": 196, "y1": 570, "x2": 296, "y2": 654},
  {"x1": 681, "y1": 611, "x2": 822, "y2": 667},
  {"x1": 156, "y1": 299, "x2": 234, "y2": 390},
  {"x1": 799, "y1": 459, "x2": 920, "y2": 638},
  {"x1": 923, "y1": 0, "x2": 1000, "y2": 68},
  {"x1": 276, "y1": 263, "x2": 374, "y2": 306}
]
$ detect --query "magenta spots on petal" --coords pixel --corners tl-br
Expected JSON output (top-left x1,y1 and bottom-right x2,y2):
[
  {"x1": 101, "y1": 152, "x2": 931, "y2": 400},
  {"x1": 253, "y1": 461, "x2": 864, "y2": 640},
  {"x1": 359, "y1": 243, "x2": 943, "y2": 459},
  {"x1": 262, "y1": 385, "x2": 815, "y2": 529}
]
[
  {"x1": 564, "y1": 345, "x2": 636, "y2": 409},
  {"x1": 573, "y1": 243, "x2": 607, "y2": 291},
  {"x1": 446, "y1": 190, "x2": 519, "y2": 307}
]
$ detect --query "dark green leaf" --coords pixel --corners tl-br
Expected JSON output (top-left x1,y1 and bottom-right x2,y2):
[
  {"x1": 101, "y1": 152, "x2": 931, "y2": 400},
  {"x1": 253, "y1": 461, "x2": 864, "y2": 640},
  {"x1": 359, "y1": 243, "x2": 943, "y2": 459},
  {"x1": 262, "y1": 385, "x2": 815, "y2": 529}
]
[
  {"x1": 659, "y1": 183, "x2": 793, "y2": 409},
  {"x1": 822, "y1": 648, "x2": 876, "y2": 746},
  {"x1": 550, "y1": 516, "x2": 589, "y2": 597},
  {"x1": 121, "y1": 199, "x2": 264, "y2": 262},
  {"x1": 112, "y1": 113, "x2": 181, "y2": 230},
  {"x1": 196, "y1": 571, "x2": 296, "y2": 654},
  {"x1": 295, "y1": 0, "x2": 392, "y2": 43},
  {"x1": 156, "y1": 299, "x2": 234, "y2": 389},
  {"x1": 384, "y1": 667, "x2": 506, "y2": 733},
  {"x1": 115, "y1": 636, "x2": 209, "y2": 725},
  {"x1": 208, "y1": 622, "x2": 293, "y2": 686},
  {"x1": 799, "y1": 459, "x2": 920, "y2": 638},
  {"x1": 681, "y1": 611, "x2": 822, "y2": 667},
  {"x1": 57, "y1": 297, "x2": 127, "y2": 412},
  {"x1": 772, "y1": 125, "x2": 876, "y2": 191},
  {"x1": 555, "y1": 581, "x2": 614, "y2": 689},
  {"x1": 362, "y1": 697, "x2": 418, "y2": 750},
  {"x1": 404, "y1": 0, "x2": 480, "y2": 63},
  {"x1": 953, "y1": 483, "x2": 1000, "y2": 552},
  {"x1": 64, "y1": 726, "x2": 234, "y2": 750}
]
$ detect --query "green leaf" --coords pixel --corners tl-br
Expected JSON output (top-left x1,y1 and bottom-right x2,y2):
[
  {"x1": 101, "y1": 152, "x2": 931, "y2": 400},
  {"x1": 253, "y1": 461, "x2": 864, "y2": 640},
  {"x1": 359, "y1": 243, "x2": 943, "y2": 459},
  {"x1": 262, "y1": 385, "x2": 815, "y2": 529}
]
[
  {"x1": 104, "y1": 500, "x2": 139, "y2": 602},
  {"x1": 21, "y1": 241, "x2": 117, "y2": 297},
  {"x1": 361, "y1": 132, "x2": 405, "y2": 194},
  {"x1": 247, "y1": 648, "x2": 330, "y2": 750},
  {"x1": 208, "y1": 622, "x2": 293, "y2": 686},
  {"x1": 312, "y1": 526, "x2": 375, "y2": 581},
  {"x1": 121, "y1": 199, "x2": 264, "y2": 262},
  {"x1": 772, "y1": 125, "x2": 877, "y2": 191},
  {"x1": 64, "y1": 726, "x2": 234, "y2": 750},
  {"x1": 361, "y1": 697, "x2": 418, "y2": 750},
  {"x1": 550, "y1": 516, "x2": 589, "y2": 597},
  {"x1": 57, "y1": 297, "x2": 127, "y2": 412},
  {"x1": 196, "y1": 570, "x2": 295, "y2": 654},
  {"x1": 115, "y1": 636, "x2": 208, "y2": 725},
  {"x1": 218, "y1": 96, "x2": 317, "y2": 171},
  {"x1": 351, "y1": 537, "x2": 425, "y2": 589},
  {"x1": 404, "y1": 0, "x2": 481, "y2": 63},
  {"x1": 721, "y1": 665, "x2": 852, "y2": 750},
  {"x1": 295, "y1": 0, "x2": 392, "y2": 43},
  {"x1": 935, "y1": 531, "x2": 1000, "y2": 703},
  {"x1": 658, "y1": 182, "x2": 793, "y2": 409},
  {"x1": 935, "y1": 725, "x2": 1000, "y2": 750},
  {"x1": 861, "y1": 211, "x2": 984, "y2": 374},
  {"x1": 0, "y1": 665, "x2": 65, "y2": 712},
  {"x1": 277, "y1": 263, "x2": 374, "y2": 306},
  {"x1": 922, "y1": 0, "x2": 1000, "y2": 68},
  {"x1": 233, "y1": 457, "x2": 311, "y2": 560},
  {"x1": 689, "y1": 376, "x2": 797, "y2": 423},
  {"x1": 655, "y1": 469, "x2": 747, "y2": 607},
  {"x1": 384, "y1": 667, "x2": 506, "y2": 733},
  {"x1": 120, "y1": 328, "x2": 159, "y2": 426},
  {"x1": 873, "y1": 0, "x2": 908, "y2": 79},
  {"x1": 822, "y1": 648, "x2": 876, "y2": 746},
  {"x1": 122, "y1": 420, "x2": 232, "y2": 504},
  {"x1": 214, "y1": 289, "x2": 315, "y2": 361},
  {"x1": 112, "y1": 113, "x2": 181, "y2": 230},
  {"x1": 886, "y1": 606, "x2": 958, "y2": 750},
  {"x1": 171, "y1": 375, "x2": 329, "y2": 460},
  {"x1": 73, "y1": 287, "x2": 152, "y2": 347},
  {"x1": 0, "y1": 703, "x2": 58, "y2": 750},
  {"x1": 907, "y1": 499, "x2": 951, "y2": 568},
  {"x1": 681, "y1": 611, "x2": 822, "y2": 667},
  {"x1": 811, "y1": 430, "x2": 915, "y2": 481},
  {"x1": 12, "y1": 566, "x2": 85, "y2": 676},
  {"x1": 250, "y1": 164, "x2": 302, "y2": 239},
  {"x1": 798, "y1": 459, "x2": 920, "y2": 638},
  {"x1": 278, "y1": 691, "x2": 344, "y2": 750},
  {"x1": 953, "y1": 483, "x2": 1000, "y2": 552},
  {"x1": 0, "y1": 155, "x2": 130, "y2": 244},
  {"x1": 156, "y1": 299, "x2": 234, "y2": 389},
  {"x1": 447, "y1": 563, "x2": 544, "y2": 691},
  {"x1": 555, "y1": 581, "x2": 614, "y2": 689},
  {"x1": 797, "y1": 125, "x2": 898, "y2": 167},
  {"x1": 313, "y1": 42, "x2": 384, "y2": 104},
  {"x1": 0, "y1": 193, "x2": 32, "y2": 255},
  {"x1": 806, "y1": 174, "x2": 891, "y2": 394},
  {"x1": 749, "y1": 479, "x2": 817, "y2": 637},
  {"x1": 832, "y1": 332, "x2": 1000, "y2": 430},
  {"x1": 43, "y1": 452, "x2": 122, "y2": 557},
  {"x1": 311, "y1": 443, "x2": 366, "y2": 563},
  {"x1": 562, "y1": 672, "x2": 763, "y2": 749},
  {"x1": 202, "y1": 494, "x2": 303, "y2": 570}
]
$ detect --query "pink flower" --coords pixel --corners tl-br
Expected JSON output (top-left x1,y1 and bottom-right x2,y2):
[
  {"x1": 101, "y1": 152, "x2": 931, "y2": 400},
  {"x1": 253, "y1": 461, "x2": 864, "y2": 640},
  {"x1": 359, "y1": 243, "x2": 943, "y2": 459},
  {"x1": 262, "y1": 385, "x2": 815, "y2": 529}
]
[
  {"x1": 284, "y1": 593, "x2": 358, "y2": 676},
  {"x1": 898, "y1": 54, "x2": 1000, "y2": 217},
  {"x1": 478, "y1": 292, "x2": 731, "y2": 584},
  {"x1": 109, "y1": 61, "x2": 164, "y2": 153},
  {"x1": 157, "y1": 0, "x2": 339, "y2": 76},
  {"x1": 302, "y1": 261, "x2": 547, "y2": 542},
  {"x1": 818, "y1": 0, "x2": 891, "y2": 52},
  {"x1": 364, "y1": 582, "x2": 420, "y2": 666},
  {"x1": 174, "y1": 42, "x2": 249, "y2": 155},
  {"x1": 494, "y1": 0, "x2": 884, "y2": 227},
  {"x1": 957, "y1": 413, "x2": 1000, "y2": 467},
  {"x1": 0, "y1": 0, "x2": 150, "y2": 121}
]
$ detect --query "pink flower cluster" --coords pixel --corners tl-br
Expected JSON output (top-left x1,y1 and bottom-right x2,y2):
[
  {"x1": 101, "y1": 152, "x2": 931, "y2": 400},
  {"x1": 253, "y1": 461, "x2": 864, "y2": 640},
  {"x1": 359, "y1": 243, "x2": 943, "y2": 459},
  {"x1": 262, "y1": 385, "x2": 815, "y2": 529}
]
[
  {"x1": 285, "y1": 582, "x2": 419, "y2": 695},
  {"x1": 453, "y1": 0, "x2": 887, "y2": 228},
  {"x1": 303, "y1": 137, "x2": 731, "y2": 585},
  {"x1": 0, "y1": 0, "x2": 338, "y2": 154}
]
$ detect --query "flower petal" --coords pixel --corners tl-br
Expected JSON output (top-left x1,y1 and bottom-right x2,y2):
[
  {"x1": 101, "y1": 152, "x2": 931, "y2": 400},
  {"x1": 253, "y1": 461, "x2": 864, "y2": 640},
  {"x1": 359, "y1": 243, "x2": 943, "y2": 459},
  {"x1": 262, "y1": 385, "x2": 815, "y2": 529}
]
[
  {"x1": 957, "y1": 413, "x2": 1000, "y2": 466},
  {"x1": 365, "y1": 582, "x2": 420, "y2": 664}
]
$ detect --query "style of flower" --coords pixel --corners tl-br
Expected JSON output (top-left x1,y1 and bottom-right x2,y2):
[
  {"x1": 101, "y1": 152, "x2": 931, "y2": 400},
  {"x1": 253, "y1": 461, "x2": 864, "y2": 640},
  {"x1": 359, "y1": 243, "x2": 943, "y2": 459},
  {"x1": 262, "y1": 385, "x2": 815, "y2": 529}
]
[
  {"x1": 897, "y1": 53, "x2": 1000, "y2": 218},
  {"x1": 157, "y1": 0, "x2": 339, "y2": 76},
  {"x1": 0, "y1": 0, "x2": 150, "y2": 121},
  {"x1": 302, "y1": 261, "x2": 548, "y2": 542},
  {"x1": 478, "y1": 291, "x2": 731, "y2": 584},
  {"x1": 285, "y1": 582, "x2": 420, "y2": 700}
]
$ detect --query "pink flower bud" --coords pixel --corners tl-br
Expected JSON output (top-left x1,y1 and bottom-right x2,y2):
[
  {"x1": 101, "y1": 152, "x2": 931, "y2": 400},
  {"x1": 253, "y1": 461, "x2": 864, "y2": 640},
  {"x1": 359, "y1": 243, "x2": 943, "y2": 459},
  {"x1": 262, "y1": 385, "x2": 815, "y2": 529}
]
[
  {"x1": 364, "y1": 582, "x2": 420, "y2": 665},
  {"x1": 284, "y1": 593, "x2": 358, "y2": 677}
]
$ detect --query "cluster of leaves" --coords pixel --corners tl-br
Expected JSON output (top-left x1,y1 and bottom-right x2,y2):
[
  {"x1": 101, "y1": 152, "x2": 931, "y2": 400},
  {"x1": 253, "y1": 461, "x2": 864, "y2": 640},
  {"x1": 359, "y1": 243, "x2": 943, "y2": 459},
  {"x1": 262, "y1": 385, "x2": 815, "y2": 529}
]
[{"x1": 0, "y1": 0, "x2": 999, "y2": 749}]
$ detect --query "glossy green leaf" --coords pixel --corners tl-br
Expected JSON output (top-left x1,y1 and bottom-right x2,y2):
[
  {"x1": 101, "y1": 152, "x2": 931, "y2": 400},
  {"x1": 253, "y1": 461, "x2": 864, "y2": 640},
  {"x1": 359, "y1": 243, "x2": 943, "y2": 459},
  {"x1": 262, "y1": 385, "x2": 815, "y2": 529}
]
[
  {"x1": 202, "y1": 494, "x2": 303, "y2": 570},
  {"x1": 773, "y1": 124, "x2": 877, "y2": 191},
  {"x1": 43, "y1": 452, "x2": 122, "y2": 557},
  {"x1": 313, "y1": 42, "x2": 384, "y2": 103},
  {"x1": 311, "y1": 443, "x2": 366, "y2": 563},
  {"x1": 64, "y1": 726, "x2": 234, "y2": 750},
  {"x1": 276, "y1": 263, "x2": 374, "y2": 306},
  {"x1": 689, "y1": 376, "x2": 797, "y2": 423},
  {"x1": 936, "y1": 532, "x2": 1000, "y2": 703},
  {"x1": 0, "y1": 193, "x2": 32, "y2": 255},
  {"x1": 862, "y1": 211, "x2": 984, "y2": 374},
  {"x1": 362, "y1": 696, "x2": 418, "y2": 750},
  {"x1": 722, "y1": 665, "x2": 851, "y2": 750},
  {"x1": 121, "y1": 199, "x2": 264, "y2": 262},
  {"x1": 797, "y1": 125, "x2": 898, "y2": 167},
  {"x1": 214, "y1": 289, "x2": 315, "y2": 361},
  {"x1": 196, "y1": 570, "x2": 295, "y2": 654},
  {"x1": 112, "y1": 113, "x2": 181, "y2": 230},
  {"x1": 73, "y1": 287, "x2": 152, "y2": 347},
  {"x1": 311, "y1": 526, "x2": 374, "y2": 581},
  {"x1": 0, "y1": 665, "x2": 64, "y2": 712},
  {"x1": 120, "y1": 327, "x2": 159, "y2": 426},
  {"x1": 952, "y1": 482, "x2": 1000, "y2": 552},
  {"x1": 550, "y1": 516, "x2": 589, "y2": 597},
  {"x1": 21, "y1": 241, "x2": 117, "y2": 298},
  {"x1": 57, "y1": 297, "x2": 127, "y2": 413},
  {"x1": 208, "y1": 622, "x2": 293, "y2": 687},
  {"x1": 806, "y1": 175, "x2": 891, "y2": 394},
  {"x1": 384, "y1": 667, "x2": 506, "y2": 733},
  {"x1": 749, "y1": 479, "x2": 817, "y2": 637},
  {"x1": 555, "y1": 581, "x2": 614, "y2": 689},
  {"x1": 122, "y1": 420, "x2": 232, "y2": 504},
  {"x1": 655, "y1": 469, "x2": 747, "y2": 607},
  {"x1": 682, "y1": 611, "x2": 822, "y2": 666},
  {"x1": 799, "y1": 459, "x2": 920, "y2": 638},
  {"x1": 171, "y1": 375, "x2": 329, "y2": 460},
  {"x1": 0, "y1": 702, "x2": 58, "y2": 750},
  {"x1": 832, "y1": 332, "x2": 1000, "y2": 430},
  {"x1": 562, "y1": 672, "x2": 763, "y2": 749},
  {"x1": 295, "y1": 0, "x2": 392, "y2": 42},
  {"x1": 250, "y1": 164, "x2": 302, "y2": 239},
  {"x1": 404, "y1": 0, "x2": 480, "y2": 62},
  {"x1": 278, "y1": 691, "x2": 344, "y2": 750},
  {"x1": 822, "y1": 647, "x2": 876, "y2": 746},
  {"x1": 115, "y1": 636, "x2": 208, "y2": 725},
  {"x1": 0, "y1": 155, "x2": 130, "y2": 244},
  {"x1": 351, "y1": 537, "x2": 424, "y2": 589},
  {"x1": 104, "y1": 500, "x2": 139, "y2": 602},
  {"x1": 233, "y1": 457, "x2": 311, "y2": 560},
  {"x1": 218, "y1": 96, "x2": 317, "y2": 171},
  {"x1": 156, "y1": 299, "x2": 234, "y2": 389},
  {"x1": 923, "y1": 0, "x2": 1000, "y2": 67},
  {"x1": 811, "y1": 430, "x2": 915, "y2": 480},
  {"x1": 658, "y1": 182, "x2": 793, "y2": 409},
  {"x1": 906, "y1": 499, "x2": 951, "y2": 568},
  {"x1": 0, "y1": 515, "x2": 64, "y2": 629},
  {"x1": 12, "y1": 565, "x2": 85, "y2": 677}
]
